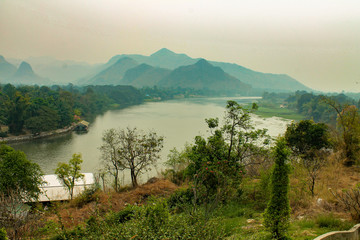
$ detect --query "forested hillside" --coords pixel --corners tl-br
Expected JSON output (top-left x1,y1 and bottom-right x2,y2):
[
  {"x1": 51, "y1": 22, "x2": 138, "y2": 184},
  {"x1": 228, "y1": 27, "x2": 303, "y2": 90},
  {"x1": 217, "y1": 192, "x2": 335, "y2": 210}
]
[{"x1": 0, "y1": 84, "x2": 143, "y2": 136}]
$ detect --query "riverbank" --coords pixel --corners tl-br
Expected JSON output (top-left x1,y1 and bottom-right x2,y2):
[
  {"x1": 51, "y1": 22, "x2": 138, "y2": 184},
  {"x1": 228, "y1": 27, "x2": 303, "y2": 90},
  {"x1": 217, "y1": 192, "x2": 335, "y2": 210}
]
[{"x1": 0, "y1": 124, "x2": 77, "y2": 144}]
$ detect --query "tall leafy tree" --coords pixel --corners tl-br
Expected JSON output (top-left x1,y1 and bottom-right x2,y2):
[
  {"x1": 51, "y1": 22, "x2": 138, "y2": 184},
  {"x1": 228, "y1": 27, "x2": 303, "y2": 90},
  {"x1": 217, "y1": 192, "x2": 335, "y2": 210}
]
[
  {"x1": 264, "y1": 138, "x2": 291, "y2": 240},
  {"x1": 55, "y1": 153, "x2": 84, "y2": 200},
  {"x1": 186, "y1": 101, "x2": 270, "y2": 212},
  {"x1": 285, "y1": 120, "x2": 332, "y2": 196},
  {"x1": 118, "y1": 127, "x2": 163, "y2": 187},
  {"x1": 322, "y1": 96, "x2": 360, "y2": 166},
  {"x1": 101, "y1": 127, "x2": 163, "y2": 188},
  {"x1": 285, "y1": 120, "x2": 331, "y2": 155},
  {"x1": 99, "y1": 128, "x2": 124, "y2": 192},
  {"x1": 0, "y1": 144, "x2": 43, "y2": 201}
]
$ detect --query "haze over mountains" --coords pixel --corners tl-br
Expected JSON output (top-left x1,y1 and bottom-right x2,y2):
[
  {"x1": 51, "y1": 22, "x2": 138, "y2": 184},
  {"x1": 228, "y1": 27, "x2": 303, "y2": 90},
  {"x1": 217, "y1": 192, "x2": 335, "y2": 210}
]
[
  {"x1": 0, "y1": 56, "x2": 49, "y2": 85},
  {"x1": 0, "y1": 49, "x2": 311, "y2": 94}
]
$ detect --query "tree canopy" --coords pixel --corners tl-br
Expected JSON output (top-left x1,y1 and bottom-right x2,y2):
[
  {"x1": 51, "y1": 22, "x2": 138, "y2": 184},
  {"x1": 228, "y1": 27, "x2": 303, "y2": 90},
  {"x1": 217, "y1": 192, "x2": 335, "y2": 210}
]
[
  {"x1": 55, "y1": 153, "x2": 84, "y2": 200},
  {"x1": 0, "y1": 144, "x2": 43, "y2": 201},
  {"x1": 101, "y1": 127, "x2": 164, "y2": 188}
]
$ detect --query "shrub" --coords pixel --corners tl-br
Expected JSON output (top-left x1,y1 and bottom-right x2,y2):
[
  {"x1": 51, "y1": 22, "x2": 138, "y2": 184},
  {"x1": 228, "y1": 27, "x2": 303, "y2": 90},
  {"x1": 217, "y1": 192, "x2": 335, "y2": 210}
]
[
  {"x1": 316, "y1": 214, "x2": 343, "y2": 228},
  {"x1": 167, "y1": 187, "x2": 194, "y2": 212},
  {"x1": 330, "y1": 186, "x2": 360, "y2": 220},
  {"x1": 71, "y1": 186, "x2": 99, "y2": 208},
  {"x1": 0, "y1": 228, "x2": 7, "y2": 240},
  {"x1": 106, "y1": 206, "x2": 138, "y2": 224}
]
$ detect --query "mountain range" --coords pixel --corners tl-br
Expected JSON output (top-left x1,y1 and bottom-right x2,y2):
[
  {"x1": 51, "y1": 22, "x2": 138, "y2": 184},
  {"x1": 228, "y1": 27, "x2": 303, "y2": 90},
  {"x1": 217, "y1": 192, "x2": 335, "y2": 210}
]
[
  {"x1": 95, "y1": 48, "x2": 310, "y2": 92},
  {"x1": 0, "y1": 49, "x2": 311, "y2": 93}
]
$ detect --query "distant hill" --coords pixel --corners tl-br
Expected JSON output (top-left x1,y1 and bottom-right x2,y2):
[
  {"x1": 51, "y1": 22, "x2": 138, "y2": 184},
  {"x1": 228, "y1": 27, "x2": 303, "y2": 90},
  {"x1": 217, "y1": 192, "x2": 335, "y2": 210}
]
[
  {"x1": 146, "y1": 48, "x2": 196, "y2": 69},
  {"x1": 106, "y1": 48, "x2": 196, "y2": 70},
  {"x1": 5, "y1": 61, "x2": 50, "y2": 85},
  {"x1": 24, "y1": 56, "x2": 103, "y2": 84},
  {"x1": 121, "y1": 64, "x2": 171, "y2": 87},
  {"x1": 105, "y1": 49, "x2": 310, "y2": 92},
  {"x1": 83, "y1": 57, "x2": 138, "y2": 85},
  {"x1": 158, "y1": 59, "x2": 251, "y2": 94},
  {"x1": 210, "y1": 61, "x2": 310, "y2": 92},
  {"x1": 0, "y1": 55, "x2": 17, "y2": 81}
]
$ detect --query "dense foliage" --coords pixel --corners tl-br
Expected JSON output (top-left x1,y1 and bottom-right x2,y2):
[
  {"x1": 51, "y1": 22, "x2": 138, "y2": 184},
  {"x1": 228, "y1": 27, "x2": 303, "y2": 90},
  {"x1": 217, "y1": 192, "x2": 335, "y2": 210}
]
[
  {"x1": 184, "y1": 101, "x2": 270, "y2": 214},
  {"x1": 48, "y1": 199, "x2": 226, "y2": 240},
  {"x1": 285, "y1": 91, "x2": 356, "y2": 125},
  {"x1": 285, "y1": 120, "x2": 331, "y2": 156},
  {"x1": 0, "y1": 84, "x2": 143, "y2": 135},
  {"x1": 0, "y1": 144, "x2": 43, "y2": 201}
]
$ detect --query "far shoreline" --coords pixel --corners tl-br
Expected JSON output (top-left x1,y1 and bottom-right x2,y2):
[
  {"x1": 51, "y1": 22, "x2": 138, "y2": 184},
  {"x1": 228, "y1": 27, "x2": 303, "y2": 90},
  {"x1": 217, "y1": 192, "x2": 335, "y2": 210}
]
[{"x1": 0, "y1": 124, "x2": 76, "y2": 144}]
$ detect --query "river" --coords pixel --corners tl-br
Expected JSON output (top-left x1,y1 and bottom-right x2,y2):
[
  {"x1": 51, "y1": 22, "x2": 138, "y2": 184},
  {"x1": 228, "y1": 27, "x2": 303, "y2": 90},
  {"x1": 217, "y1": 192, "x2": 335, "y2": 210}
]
[{"x1": 10, "y1": 97, "x2": 290, "y2": 183}]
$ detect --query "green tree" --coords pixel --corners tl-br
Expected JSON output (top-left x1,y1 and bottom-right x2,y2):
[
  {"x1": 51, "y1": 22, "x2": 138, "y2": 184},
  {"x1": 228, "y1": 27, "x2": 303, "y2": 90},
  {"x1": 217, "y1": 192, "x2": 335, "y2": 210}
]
[
  {"x1": 25, "y1": 105, "x2": 60, "y2": 134},
  {"x1": 55, "y1": 153, "x2": 84, "y2": 200},
  {"x1": 0, "y1": 144, "x2": 43, "y2": 201},
  {"x1": 285, "y1": 120, "x2": 332, "y2": 196},
  {"x1": 114, "y1": 127, "x2": 163, "y2": 188},
  {"x1": 337, "y1": 105, "x2": 360, "y2": 166},
  {"x1": 264, "y1": 138, "x2": 291, "y2": 240},
  {"x1": 322, "y1": 96, "x2": 360, "y2": 166},
  {"x1": 186, "y1": 101, "x2": 270, "y2": 213},
  {"x1": 7, "y1": 92, "x2": 29, "y2": 134},
  {"x1": 99, "y1": 128, "x2": 124, "y2": 192}
]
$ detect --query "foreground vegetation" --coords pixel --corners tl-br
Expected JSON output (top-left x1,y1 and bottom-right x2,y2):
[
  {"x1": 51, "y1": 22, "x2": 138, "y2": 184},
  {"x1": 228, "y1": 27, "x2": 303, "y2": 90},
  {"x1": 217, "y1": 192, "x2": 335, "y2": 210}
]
[{"x1": 2, "y1": 91, "x2": 360, "y2": 239}]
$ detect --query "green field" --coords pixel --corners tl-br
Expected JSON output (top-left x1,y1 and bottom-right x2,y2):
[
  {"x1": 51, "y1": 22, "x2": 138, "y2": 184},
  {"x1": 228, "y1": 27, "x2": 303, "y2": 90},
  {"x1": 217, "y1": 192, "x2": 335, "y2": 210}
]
[{"x1": 247, "y1": 103, "x2": 305, "y2": 121}]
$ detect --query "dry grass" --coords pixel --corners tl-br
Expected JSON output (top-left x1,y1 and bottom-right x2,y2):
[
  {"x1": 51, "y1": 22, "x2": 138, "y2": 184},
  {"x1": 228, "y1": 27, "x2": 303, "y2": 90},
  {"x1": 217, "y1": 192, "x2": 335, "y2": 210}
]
[
  {"x1": 290, "y1": 152, "x2": 360, "y2": 220},
  {"x1": 46, "y1": 178, "x2": 179, "y2": 229}
]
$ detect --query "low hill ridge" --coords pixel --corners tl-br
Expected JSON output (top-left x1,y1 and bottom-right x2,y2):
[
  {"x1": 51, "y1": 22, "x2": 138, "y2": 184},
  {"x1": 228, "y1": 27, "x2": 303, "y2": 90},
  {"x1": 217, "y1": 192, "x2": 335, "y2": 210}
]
[
  {"x1": 158, "y1": 59, "x2": 250, "y2": 94},
  {"x1": 85, "y1": 57, "x2": 138, "y2": 85}
]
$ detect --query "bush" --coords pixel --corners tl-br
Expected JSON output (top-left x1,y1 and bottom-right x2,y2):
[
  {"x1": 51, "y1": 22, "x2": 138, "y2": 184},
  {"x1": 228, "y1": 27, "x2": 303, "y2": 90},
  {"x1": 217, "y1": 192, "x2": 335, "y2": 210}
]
[
  {"x1": 71, "y1": 186, "x2": 99, "y2": 208},
  {"x1": 330, "y1": 186, "x2": 360, "y2": 220},
  {"x1": 106, "y1": 205, "x2": 138, "y2": 224},
  {"x1": 167, "y1": 187, "x2": 194, "y2": 212},
  {"x1": 162, "y1": 168, "x2": 187, "y2": 185},
  {"x1": 122, "y1": 206, "x2": 226, "y2": 239},
  {"x1": 241, "y1": 169, "x2": 272, "y2": 210},
  {"x1": 316, "y1": 214, "x2": 343, "y2": 229},
  {"x1": 0, "y1": 228, "x2": 7, "y2": 240}
]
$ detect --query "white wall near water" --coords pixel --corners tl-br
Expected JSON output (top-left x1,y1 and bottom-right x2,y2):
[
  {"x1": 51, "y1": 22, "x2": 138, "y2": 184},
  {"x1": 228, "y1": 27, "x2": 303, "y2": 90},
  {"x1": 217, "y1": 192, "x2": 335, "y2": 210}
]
[{"x1": 38, "y1": 173, "x2": 95, "y2": 202}]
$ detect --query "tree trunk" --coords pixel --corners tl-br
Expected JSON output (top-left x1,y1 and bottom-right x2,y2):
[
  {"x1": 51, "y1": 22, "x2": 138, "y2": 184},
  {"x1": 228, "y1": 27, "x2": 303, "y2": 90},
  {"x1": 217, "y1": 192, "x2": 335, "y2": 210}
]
[
  {"x1": 130, "y1": 168, "x2": 138, "y2": 187},
  {"x1": 114, "y1": 168, "x2": 119, "y2": 192}
]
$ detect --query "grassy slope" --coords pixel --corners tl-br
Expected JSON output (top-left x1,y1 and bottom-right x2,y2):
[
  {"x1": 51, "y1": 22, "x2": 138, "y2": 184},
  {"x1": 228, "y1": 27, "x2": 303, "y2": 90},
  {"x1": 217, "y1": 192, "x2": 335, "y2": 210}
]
[
  {"x1": 256, "y1": 105, "x2": 304, "y2": 121},
  {"x1": 245, "y1": 100, "x2": 305, "y2": 121}
]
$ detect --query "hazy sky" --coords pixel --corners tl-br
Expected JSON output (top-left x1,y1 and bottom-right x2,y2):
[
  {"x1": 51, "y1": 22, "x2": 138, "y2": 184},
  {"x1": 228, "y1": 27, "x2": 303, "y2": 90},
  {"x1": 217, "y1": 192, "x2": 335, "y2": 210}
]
[{"x1": 1, "y1": 0, "x2": 360, "y2": 92}]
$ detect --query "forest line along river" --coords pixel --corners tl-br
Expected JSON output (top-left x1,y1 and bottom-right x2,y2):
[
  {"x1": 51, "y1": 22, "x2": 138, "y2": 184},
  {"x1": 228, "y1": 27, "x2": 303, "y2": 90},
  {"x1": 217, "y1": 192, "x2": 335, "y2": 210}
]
[{"x1": 10, "y1": 97, "x2": 291, "y2": 184}]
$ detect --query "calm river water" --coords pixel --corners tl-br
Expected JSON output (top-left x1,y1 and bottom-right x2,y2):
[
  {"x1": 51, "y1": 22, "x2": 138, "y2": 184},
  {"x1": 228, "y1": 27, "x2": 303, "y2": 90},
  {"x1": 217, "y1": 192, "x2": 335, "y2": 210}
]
[{"x1": 10, "y1": 97, "x2": 290, "y2": 183}]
